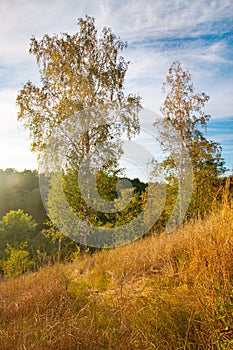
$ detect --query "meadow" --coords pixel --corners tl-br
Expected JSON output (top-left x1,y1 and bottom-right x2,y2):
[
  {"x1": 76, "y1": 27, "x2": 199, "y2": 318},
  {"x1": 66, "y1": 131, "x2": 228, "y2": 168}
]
[{"x1": 0, "y1": 187, "x2": 232, "y2": 350}]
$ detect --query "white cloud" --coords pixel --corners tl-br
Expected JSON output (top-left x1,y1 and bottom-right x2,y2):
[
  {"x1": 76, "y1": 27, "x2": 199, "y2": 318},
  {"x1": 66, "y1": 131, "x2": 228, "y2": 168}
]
[
  {"x1": 202, "y1": 80, "x2": 233, "y2": 119},
  {"x1": 0, "y1": 88, "x2": 37, "y2": 170},
  {"x1": 0, "y1": 0, "x2": 100, "y2": 64}
]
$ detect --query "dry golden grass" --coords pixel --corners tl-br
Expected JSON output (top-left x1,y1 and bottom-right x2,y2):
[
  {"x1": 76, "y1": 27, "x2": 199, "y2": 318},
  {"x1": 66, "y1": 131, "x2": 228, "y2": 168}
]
[{"x1": 0, "y1": 197, "x2": 232, "y2": 349}]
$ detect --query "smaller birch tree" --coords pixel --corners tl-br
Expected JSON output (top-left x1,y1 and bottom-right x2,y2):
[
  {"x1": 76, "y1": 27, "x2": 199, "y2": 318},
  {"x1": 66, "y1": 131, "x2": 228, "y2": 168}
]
[{"x1": 154, "y1": 62, "x2": 225, "y2": 224}]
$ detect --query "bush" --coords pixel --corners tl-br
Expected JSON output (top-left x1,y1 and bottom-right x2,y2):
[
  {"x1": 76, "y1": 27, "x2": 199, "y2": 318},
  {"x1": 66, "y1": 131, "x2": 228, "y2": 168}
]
[{"x1": 2, "y1": 244, "x2": 33, "y2": 277}]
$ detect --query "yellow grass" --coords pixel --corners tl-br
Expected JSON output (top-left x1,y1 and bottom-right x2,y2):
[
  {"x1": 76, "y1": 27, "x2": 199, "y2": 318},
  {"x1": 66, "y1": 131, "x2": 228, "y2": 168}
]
[{"x1": 0, "y1": 199, "x2": 232, "y2": 349}]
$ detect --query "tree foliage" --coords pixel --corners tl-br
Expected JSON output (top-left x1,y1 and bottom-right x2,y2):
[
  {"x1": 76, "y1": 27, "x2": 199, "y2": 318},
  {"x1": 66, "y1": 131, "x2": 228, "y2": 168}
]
[
  {"x1": 1, "y1": 209, "x2": 37, "y2": 248},
  {"x1": 42, "y1": 218, "x2": 79, "y2": 262},
  {"x1": 1, "y1": 243, "x2": 33, "y2": 277}
]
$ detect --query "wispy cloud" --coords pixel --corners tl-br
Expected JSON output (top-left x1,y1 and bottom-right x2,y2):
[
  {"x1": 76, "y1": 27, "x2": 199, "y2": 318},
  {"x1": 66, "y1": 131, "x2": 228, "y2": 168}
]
[{"x1": 97, "y1": 0, "x2": 233, "y2": 40}]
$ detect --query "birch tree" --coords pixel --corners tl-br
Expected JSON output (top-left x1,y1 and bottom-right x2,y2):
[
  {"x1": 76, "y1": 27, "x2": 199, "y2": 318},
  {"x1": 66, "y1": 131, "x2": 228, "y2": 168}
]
[{"x1": 17, "y1": 16, "x2": 141, "y2": 251}]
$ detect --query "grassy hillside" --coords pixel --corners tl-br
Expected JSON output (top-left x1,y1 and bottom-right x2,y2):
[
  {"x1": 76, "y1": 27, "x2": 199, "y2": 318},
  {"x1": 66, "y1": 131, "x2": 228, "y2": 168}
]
[{"x1": 0, "y1": 197, "x2": 232, "y2": 349}]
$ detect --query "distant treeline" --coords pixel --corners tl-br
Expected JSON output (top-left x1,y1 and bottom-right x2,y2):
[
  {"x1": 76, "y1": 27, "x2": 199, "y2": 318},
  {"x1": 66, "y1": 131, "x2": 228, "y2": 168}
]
[{"x1": 0, "y1": 168, "x2": 147, "y2": 228}]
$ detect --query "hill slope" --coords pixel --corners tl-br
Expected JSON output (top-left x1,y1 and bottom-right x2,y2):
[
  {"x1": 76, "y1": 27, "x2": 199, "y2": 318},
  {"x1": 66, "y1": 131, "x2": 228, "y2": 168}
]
[{"x1": 0, "y1": 200, "x2": 232, "y2": 350}]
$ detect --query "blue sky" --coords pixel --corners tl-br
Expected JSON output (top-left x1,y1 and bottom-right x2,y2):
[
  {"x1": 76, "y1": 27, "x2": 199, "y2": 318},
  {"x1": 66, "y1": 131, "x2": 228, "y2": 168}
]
[{"x1": 0, "y1": 0, "x2": 232, "y2": 178}]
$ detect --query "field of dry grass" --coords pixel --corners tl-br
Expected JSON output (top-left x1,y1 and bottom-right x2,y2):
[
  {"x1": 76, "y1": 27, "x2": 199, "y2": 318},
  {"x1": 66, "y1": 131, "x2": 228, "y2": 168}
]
[{"x1": 0, "y1": 195, "x2": 232, "y2": 349}]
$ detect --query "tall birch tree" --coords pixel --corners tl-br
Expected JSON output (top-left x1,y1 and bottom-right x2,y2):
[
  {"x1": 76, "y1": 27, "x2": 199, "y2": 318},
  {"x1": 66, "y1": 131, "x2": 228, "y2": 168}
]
[{"x1": 16, "y1": 16, "x2": 141, "y2": 251}]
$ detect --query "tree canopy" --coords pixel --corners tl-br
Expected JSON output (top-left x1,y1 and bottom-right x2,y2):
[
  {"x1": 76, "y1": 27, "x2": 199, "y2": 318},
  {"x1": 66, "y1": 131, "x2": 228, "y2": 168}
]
[{"x1": 16, "y1": 15, "x2": 140, "y2": 155}]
